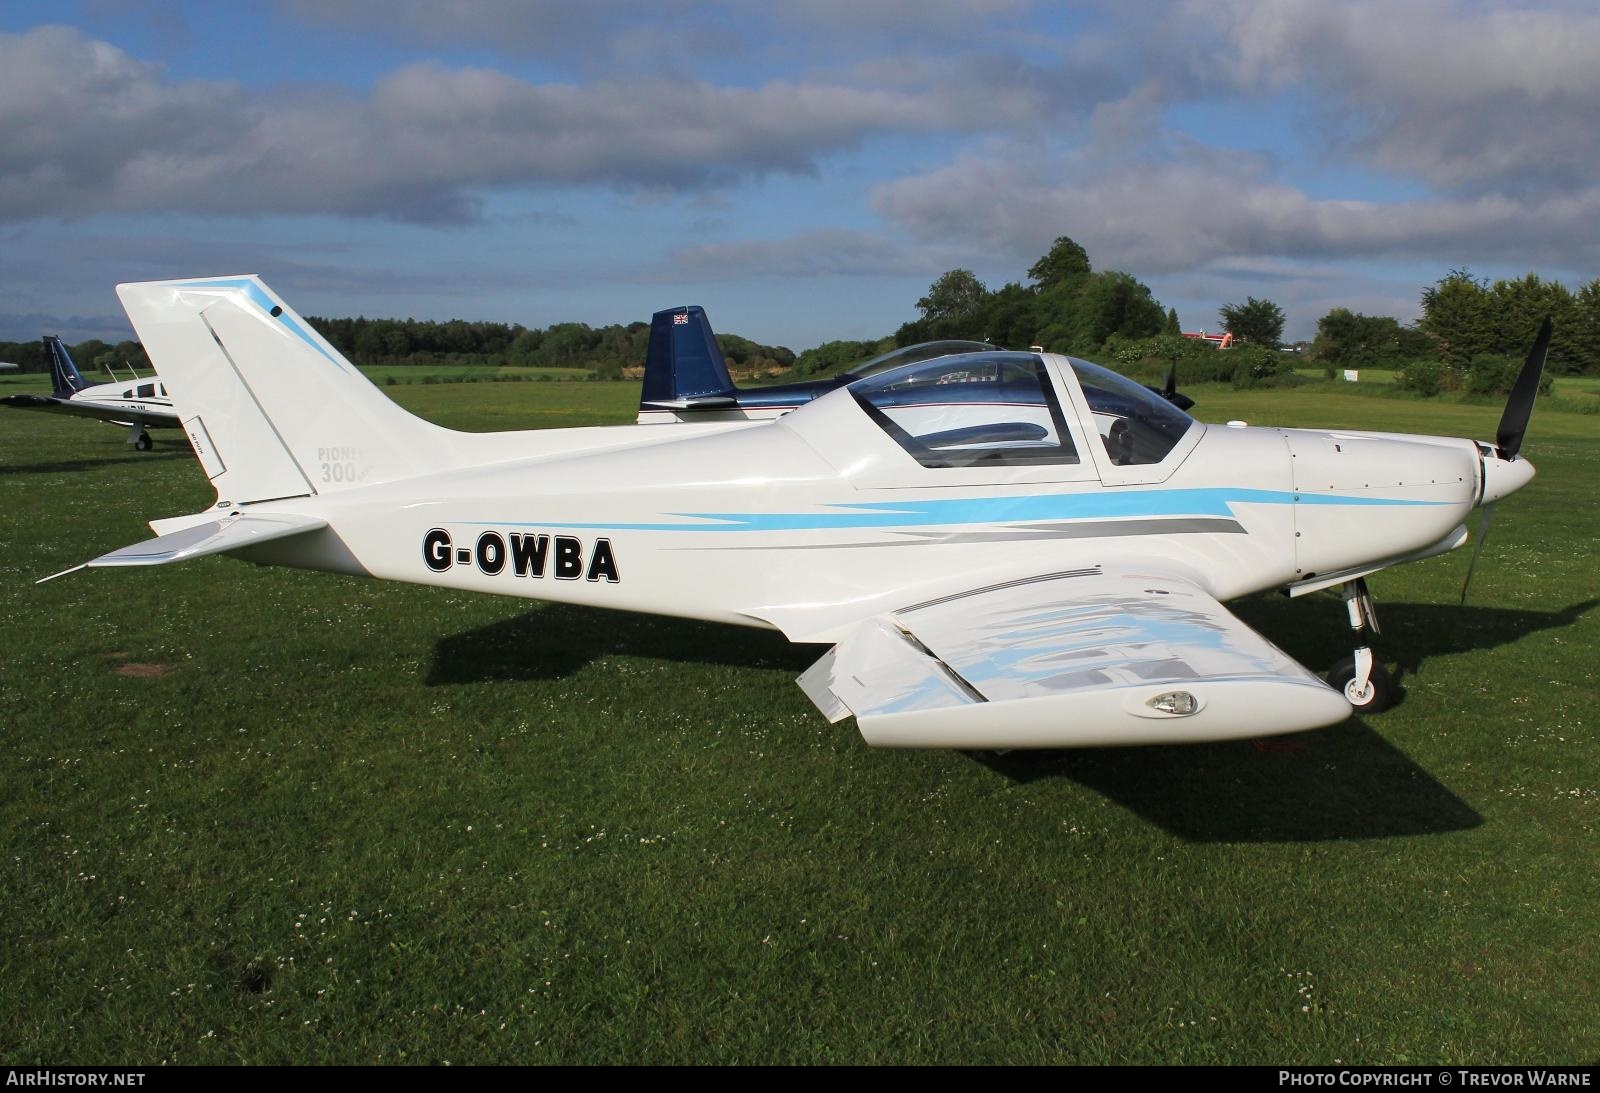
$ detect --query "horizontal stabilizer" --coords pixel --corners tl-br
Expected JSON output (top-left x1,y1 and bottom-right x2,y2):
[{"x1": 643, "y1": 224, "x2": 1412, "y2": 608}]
[
  {"x1": 640, "y1": 396, "x2": 740, "y2": 410},
  {"x1": 3, "y1": 394, "x2": 58, "y2": 409},
  {"x1": 87, "y1": 512, "x2": 328, "y2": 569}
]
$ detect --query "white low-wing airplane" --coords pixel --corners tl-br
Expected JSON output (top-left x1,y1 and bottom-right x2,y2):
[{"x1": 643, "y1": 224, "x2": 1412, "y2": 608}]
[
  {"x1": 2, "y1": 336, "x2": 180, "y2": 449},
  {"x1": 51, "y1": 276, "x2": 1548, "y2": 749}
]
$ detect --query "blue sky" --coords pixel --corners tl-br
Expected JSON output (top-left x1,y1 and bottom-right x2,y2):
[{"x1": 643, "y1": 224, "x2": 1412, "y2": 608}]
[{"x1": 3, "y1": 0, "x2": 1598, "y2": 349}]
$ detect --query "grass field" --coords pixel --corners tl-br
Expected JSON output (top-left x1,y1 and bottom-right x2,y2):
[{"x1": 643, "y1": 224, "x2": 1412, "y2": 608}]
[
  {"x1": 358, "y1": 364, "x2": 595, "y2": 385},
  {"x1": 2, "y1": 378, "x2": 1597, "y2": 1064},
  {"x1": 0, "y1": 364, "x2": 593, "y2": 393}
]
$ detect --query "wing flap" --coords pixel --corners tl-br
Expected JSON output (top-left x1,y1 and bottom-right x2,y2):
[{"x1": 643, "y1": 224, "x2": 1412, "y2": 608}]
[
  {"x1": 800, "y1": 569, "x2": 1351, "y2": 748},
  {"x1": 797, "y1": 620, "x2": 981, "y2": 724},
  {"x1": 86, "y1": 512, "x2": 328, "y2": 568}
]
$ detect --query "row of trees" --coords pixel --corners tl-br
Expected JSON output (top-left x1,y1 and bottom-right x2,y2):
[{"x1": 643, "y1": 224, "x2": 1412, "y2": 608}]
[
  {"x1": 11, "y1": 252, "x2": 1595, "y2": 388},
  {"x1": 796, "y1": 237, "x2": 1200, "y2": 374},
  {"x1": 1, "y1": 316, "x2": 795, "y2": 383},
  {"x1": 902, "y1": 237, "x2": 1173, "y2": 355},
  {"x1": 0, "y1": 337, "x2": 150, "y2": 376},
  {"x1": 1417, "y1": 270, "x2": 1600, "y2": 373},
  {"x1": 1309, "y1": 270, "x2": 1600, "y2": 380},
  {"x1": 305, "y1": 314, "x2": 794, "y2": 379}
]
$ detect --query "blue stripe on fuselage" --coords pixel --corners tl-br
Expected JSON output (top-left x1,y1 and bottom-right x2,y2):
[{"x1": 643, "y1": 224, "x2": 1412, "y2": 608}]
[{"x1": 463, "y1": 487, "x2": 1449, "y2": 534}]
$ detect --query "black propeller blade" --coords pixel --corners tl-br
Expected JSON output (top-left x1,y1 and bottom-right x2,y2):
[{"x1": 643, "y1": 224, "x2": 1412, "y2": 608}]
[
  {"x1": 1495, "y1": 315, "x2": 1553, "y2": 460},
  {"x1": 1153, "y1": 360, "x2": 1195, "y2": 411},
  {"x1": 1461, "y1": 315, "x2": 1552, "y2": 603}
]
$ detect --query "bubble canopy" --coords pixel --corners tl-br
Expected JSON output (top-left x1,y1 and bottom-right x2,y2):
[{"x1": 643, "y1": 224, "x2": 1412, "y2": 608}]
[
  {"x1": 845, "y1": 351, "x2": 1196, "y2": 469},
  {"x1": 1064, "y1": 355, "x2": 1195, "y2": 466},
  {"x1": 843, "y1": 340, "x2": 998, "y2": 380}
]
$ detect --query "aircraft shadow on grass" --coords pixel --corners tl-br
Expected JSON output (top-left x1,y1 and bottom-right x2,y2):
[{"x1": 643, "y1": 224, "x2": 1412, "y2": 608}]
[
  {"x1": 427, "y1": 601, "x2": 818, "y2": 686},
  {"x1": 1226, "y1": 594, "x2": 1600, "y2": 706},
  {"x1": 428, "y1": 597, "x2": 1598, "y2": 843},
  {"x1": 972, "y1": 727, "x2": 1483, "y2": 843}
]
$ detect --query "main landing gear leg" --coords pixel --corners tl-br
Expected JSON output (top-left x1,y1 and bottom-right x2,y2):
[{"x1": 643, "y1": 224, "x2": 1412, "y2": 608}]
[
  {"x1": 1327, "y1": 577, "x2": 1393, "y2": 713},
  {"x1": 127, "y1": 426, "x2": 152, "y2": 451}
]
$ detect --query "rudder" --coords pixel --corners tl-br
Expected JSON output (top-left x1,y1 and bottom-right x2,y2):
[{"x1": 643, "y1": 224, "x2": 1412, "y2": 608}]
[
  {"x1": 639, "y1": 305, "x2": 737, "y2": 412},
  {"x1": 117, "y1": 276, "x2": 454, "y2": 505},
  {"x1": 43, "y1": 336, "x2": 89, "y2": 399}
]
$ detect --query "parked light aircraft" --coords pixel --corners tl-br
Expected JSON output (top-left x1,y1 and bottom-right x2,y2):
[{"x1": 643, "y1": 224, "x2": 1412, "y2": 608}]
[
  {"x1": 49, "y1": 276, "x2": 1550, "y2": 749},
  {"x1": 636, "y1": 305, "x2": 1192, "y2": 426},
  {"x1": 2, "y1": 336, "x2": 179, "y2": 449}
]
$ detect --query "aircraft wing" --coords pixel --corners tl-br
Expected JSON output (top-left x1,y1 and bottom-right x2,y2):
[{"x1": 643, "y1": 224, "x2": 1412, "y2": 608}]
[
  {"x1": 3, "y1": 393, "x2": 179, "y2": 428},
  {"x1": 798, "y1": 568, "x2": 1351, "y2": 748}
]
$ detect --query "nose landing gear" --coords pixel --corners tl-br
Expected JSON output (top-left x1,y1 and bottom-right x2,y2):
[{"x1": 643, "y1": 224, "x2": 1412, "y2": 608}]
[
  {"x1": 1328, "y1": 578, "x2": 1394, "y2": 713},
  {"x1": 126, "y1": 426, "x2": 153, "y2": 451}
]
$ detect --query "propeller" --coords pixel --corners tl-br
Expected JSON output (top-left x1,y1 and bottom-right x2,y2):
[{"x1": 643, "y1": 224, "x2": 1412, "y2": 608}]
[
  {"x1": 1494, "y1": 315, "x2": 1552, "y2": 460},
  {"x1": 1151, "y1": 359, "x2": 1196, "y2": 411},
  {"x1": 1459, "y1": 503, "x2": 1496, "y2": 605},
  {"x1": 1461, "y1": 316, "x2": 1553, "y2": 603}
]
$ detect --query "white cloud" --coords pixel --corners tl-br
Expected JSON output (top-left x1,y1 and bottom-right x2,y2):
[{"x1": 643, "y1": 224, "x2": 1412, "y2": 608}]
[
  {"x1": 0, "y1": 27, "x2": 1071, "y2": 225},
  {"x1": 872, "y1": 155, "x2": 1600, "y2": 274},
  {"x1": 1180, "y1": 0, "x2": 1600, "y2": 194},
  {"x1": 279, "y1": 0, "x2": 1043, "y2": 62}
]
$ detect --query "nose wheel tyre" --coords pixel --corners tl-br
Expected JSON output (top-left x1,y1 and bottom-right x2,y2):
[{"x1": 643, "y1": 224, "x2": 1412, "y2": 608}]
[{"x1": 1327, "y1": 656, "x2": 1394, "y2": 714}]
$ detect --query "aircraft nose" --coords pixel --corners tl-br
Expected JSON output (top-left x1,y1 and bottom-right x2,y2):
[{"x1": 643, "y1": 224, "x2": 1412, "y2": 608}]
[{"x1": 1479, "y1": 452, "x2": 1536, "y2": 506}]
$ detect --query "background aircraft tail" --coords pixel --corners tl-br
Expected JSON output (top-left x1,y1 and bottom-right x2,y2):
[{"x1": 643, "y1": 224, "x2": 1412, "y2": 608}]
[
  {"x1": 117, "y1": 276, "x2": 463, "y2": 506},
  {"x1": 638, "y1": 305, "x2": 738, "y2": 412},
  {"x1": 43, "y1": 335, "x2": 90, "y2": 399}
]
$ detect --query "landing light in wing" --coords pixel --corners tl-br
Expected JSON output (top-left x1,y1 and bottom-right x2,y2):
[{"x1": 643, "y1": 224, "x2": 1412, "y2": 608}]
[{"x1": 1146, "y1": 691, "x2": 1199, "y2": 716}]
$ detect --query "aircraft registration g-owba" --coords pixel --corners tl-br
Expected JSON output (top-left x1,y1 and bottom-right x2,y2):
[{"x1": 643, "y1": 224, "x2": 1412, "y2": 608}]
[
  {"x1": 51, "y1": 276, "x2": 1550, "y2": 749},
  {"x1": 2, "y1": 336, "x2": 180, "y2": 450}
]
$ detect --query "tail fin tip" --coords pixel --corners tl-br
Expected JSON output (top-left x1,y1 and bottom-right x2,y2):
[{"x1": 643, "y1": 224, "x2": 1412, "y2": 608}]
[
  {"x1": 116, "y1": 275, "x2": 445, "y2": 506},
  {"x1": 639, "y1": 304, "x2": 736, "y2": 409},
  {"x1": 42, "y1": 335, "x2": 88, "y2": 398}
]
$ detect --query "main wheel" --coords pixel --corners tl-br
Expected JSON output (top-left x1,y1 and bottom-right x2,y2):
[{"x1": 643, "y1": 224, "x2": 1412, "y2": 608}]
[
  {"x1": 134, "y1": 432, "x2": 153, "y2": 451},
  {"x1": 1327, "y1": 656, "x2": 1394, "y2": 714}
]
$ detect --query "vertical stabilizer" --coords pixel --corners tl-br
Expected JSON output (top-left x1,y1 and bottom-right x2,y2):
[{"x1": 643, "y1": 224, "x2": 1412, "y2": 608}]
[
  {"x1": 43, "y1": 336, "x2": 89, "y2": 399},
  {"x1": 117, "y1": 276, "x2": 455, "y2": 505},
  {"x1": 639, "y1": 305, "x2": 737, "y2": 410}
]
